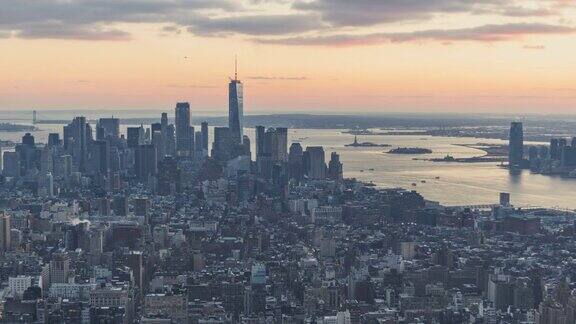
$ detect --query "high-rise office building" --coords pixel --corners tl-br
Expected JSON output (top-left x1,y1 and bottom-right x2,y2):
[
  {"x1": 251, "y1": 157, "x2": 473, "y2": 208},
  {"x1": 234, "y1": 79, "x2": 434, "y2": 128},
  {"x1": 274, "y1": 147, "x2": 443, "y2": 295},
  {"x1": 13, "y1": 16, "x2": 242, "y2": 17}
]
[
  {"x1": 22, "y1": 133, "x2": 35, "y2": 146},
  {"x1": 151, "y1": 130, "x2": 164, "y2": 158},
  {"x1": 201, "y1": 122, "x2": 209, "y2": 152},
  {"x1": 194, "y1": 131, "x2": 204, "y2": 158},
  {"x1": 2, "y1": 152, "x2": 20, "y2": 178},
  {"x1": 264, "y1": 128, "x2": 288, "y2": 162},
  {"x1": 97, "y1": 118, "x2": 120, "y2": 140},
  {"x1": 161, "y1": 112, "x2": 169, "y2": 131},
  {"x1": 38, "y1": 172, "x2": 54, "y2": 197},
  {"x1": 0, "y1": 213, "x2": 11, "y2": 254},
  {"x1": 157, "y1": 156, "x2": 181, "y2": 195},
  {"x1": 229, "y1": 61, "x2": 244, "y2": 144},
  {"x1": 88, "y1": 140, "x2": 110, "y2": 175},
  {"x1": 508, "y1": 122, "x2": 524, "y2": 167},
  {"x1": 250, "y1": 263, "x2": 267, "y2": 314},
  {"x1": 212, "y1": 127, "x2": 234, "y2": 162},
  {"x1": 160, "y1": 112, "x2": 176, "y2": 157},
  {"x1": 40, "y1": 145, "x2": 53, "y2": 174},
  {"x1": 255, "y1": 126, "x2": 266, "y2": 159},
  {"x1": 135, "y1": 144, "x2": 157, "y2": 182},
  {"x1": 127, "y1": 126, "x2": 144, "y2": 149},
  {"x1": 151, "y1": 122, "x2": 161, "y2": 134},
  {"x1": 63, "y1": 117, "x2": 89, "y2": 172},
  {"x1": 242, "y1": 135, "x2": 251, "y2": 157},
  {"x1": 54, "y1": 155, "x2": 73, "y2": 179},
  {"x1": 48, "y1": 133, "x2": 60, "y2": 147},
  {"x1": 49, "y1": 253, "x2": 71, "y2": 284},
  {"x1": 328, "y1": 152, "x2": 343, "y2": 182},
  {"x1": 15, "y1": 133, "x2": 39, "y2": 176},
  {"x1": 256, "y1": 127, "x2": 289, "y2": 179},
  {"x1": 276, "y1": 128, "x2": 288, "y2": 162},
  {"x1": 304, "y1": 146, "x2": 327, "y2": 180},
  {"x1": 289, "y1": 143, "x2": 304, "y2": 181},
  {"x1": 164, "y1": 124, "x2": 176, "y2": 157},
  {"x1": 124, "y1": 251, "x2": 144, "y2": 289},
  {"x1": 175, "y1": 102, "x2": 192, "y2": 156},
  {"x1": 190, "y1": 126, "x2": 196, "y2": 159}
]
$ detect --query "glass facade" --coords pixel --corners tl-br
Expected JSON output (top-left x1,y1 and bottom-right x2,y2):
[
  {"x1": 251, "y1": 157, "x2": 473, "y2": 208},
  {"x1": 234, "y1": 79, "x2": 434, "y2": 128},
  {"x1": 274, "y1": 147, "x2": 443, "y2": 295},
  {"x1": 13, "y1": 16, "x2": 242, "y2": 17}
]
[{"x1": 228, "y1": 80, "x2": 244, "y2": 144}]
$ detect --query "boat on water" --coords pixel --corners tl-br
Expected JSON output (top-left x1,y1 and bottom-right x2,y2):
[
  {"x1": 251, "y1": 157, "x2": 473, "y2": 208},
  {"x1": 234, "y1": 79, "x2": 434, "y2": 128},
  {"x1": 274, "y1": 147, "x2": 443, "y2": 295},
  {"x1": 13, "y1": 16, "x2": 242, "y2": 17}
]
[{"x1": 411, "y1": 183, "x2": 417, "y2": 186}]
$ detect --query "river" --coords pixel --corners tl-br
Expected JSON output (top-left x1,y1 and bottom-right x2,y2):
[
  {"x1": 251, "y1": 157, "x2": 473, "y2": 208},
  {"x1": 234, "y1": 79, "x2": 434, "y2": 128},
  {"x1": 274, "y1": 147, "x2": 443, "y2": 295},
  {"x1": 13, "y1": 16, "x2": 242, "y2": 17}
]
[{"x1": 2, "y1": 112, "x2": 576, "y2": 209}]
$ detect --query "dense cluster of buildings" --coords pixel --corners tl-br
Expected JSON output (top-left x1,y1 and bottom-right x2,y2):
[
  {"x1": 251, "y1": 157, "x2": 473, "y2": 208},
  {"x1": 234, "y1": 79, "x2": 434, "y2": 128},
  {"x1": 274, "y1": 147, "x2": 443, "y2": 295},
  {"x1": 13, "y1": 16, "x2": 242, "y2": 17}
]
[
  {"x1": 508, "y1": 121, "x2": 576, "y2": 177},
  {"x1": 0, "y1": 80, "x2": 576, "y2": 323}
]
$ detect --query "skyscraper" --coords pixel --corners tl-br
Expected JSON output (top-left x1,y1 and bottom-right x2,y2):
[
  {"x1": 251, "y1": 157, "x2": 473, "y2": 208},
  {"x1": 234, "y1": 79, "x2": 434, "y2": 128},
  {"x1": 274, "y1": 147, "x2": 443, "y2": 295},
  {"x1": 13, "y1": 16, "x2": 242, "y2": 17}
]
[
  {"x1": 127, "y1": 126, "x2": 144, "y2": 149},
  {"x1": 161, "y1": 113, "x2": 175, "y2": 157},
  {"x1": 88, "y1": 140, "x2": 110, "y2": 175},
  {"x1": 63, "y1": 117, "x2": 89, "y2": 172},
  {"x1": 328, "y1": 152, "x2": 343, "y2": 182},
  {"x1": 509, "y1": 122, "x2": 524, "y2": 167},
  {"x1": 190, "y1": 127, "x2": 196, "y2": 159},
  {"x1": 201, "y1": 121, "x2": 209, "y2": 152},
  {"x1": 255, "y1": 127, "x2": 289, "y2": 179},
  {"x1": 175, "y1": 102, "x2": 192, "y2": 156},
  {"x1": 305, "y1": 146, "x2": 327, "y2": 180},
  {"x1": 47, "y1": 133, "x2": 60, "y2": 147},
  {"x1": 229, "y1": 60, "x2": 244, "y2": 144},
  {"x1": 49, "y1": 253, "x2": 70, "y2": 284},
  {"x1": 255, "y1": 126, "x2": 265, "y2": 159},
  {"x1": 212, "y1": 127, "x2": 234, "y2": 162},
  {"x1": 167, "y1": 125, "x2": 176, "y2": 156},
  {"x1": 97, "y1": 117, "x2": 120, "y2": 140},
  {"x1": 276, "y1": 127, "x2": 288, "y2": 162},
  {"x1": 289, "y1": 143, "x2": 304, "y2": 181},
  {"x1": 195, "y1": 131, "x2": 203, "y2": 158},
  {"x1": 0, "y1": 213, "x2": 11, "y2": 254},
  {"x1": 135, "y1": 144, "x2": 157, "y2": 182},
  {"x1": 157, "y1": 156, "x2": 181, "y2": 195},
  {"x1": 152, "y1": 129, "x2": 164, "y2": 158},
  {"x1": 161, "y1": 113, "x2": 169, "y2": 132},
  {"x1": 15, "y1": 133, "x2": 39, "y2": 175}
]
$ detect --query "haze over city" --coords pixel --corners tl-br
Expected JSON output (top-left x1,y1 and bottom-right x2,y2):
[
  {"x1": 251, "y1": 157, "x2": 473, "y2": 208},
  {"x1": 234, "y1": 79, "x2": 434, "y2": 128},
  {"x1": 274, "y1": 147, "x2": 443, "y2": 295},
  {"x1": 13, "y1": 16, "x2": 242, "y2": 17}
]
[
  {"x1": 5, "y1": 2, "x2": 576, "y2": 324},
  {"x1": 2, "y1": 0, "x2": 576, "y2": 113}
]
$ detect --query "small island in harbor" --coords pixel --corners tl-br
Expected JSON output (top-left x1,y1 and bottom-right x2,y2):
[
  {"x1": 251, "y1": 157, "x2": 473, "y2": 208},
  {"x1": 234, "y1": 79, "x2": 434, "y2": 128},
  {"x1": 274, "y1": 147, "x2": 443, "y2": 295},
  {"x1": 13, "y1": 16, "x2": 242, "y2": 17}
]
[
  {"x1": 345, "y1": 136, "x2": 390, "y2": 147},
  {"x1": 414, "y1": 143, "x2": 508, "y2": 163},
  {"x1": 387, "y1": 147, "x2": 433, "y2": 154}
]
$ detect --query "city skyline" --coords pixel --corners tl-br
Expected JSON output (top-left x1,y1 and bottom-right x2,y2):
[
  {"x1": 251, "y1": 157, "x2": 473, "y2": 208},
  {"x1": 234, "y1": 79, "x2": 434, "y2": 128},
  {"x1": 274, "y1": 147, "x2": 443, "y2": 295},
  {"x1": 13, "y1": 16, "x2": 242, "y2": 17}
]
[
  {"x1": 2, "y1": 1, "x2": 576, "y2": 113},
  {"x1": 4, "y1": 2, "x2": 576, "y2": 322}
]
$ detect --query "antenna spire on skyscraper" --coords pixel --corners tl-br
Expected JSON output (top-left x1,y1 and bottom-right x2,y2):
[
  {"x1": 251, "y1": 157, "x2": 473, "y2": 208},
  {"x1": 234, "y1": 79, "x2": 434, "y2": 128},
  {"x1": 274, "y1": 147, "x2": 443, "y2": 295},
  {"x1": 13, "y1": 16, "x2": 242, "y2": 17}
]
[{"x1": 235, "y1": 55, "x2": 238, "y2": 81}]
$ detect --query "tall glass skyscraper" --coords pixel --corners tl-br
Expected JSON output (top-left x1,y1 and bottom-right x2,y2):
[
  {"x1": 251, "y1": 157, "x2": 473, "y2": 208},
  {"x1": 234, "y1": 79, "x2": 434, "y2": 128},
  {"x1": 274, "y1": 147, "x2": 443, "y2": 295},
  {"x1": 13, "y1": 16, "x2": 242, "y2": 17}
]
[
  {"x1": 229, "y1": 62, "x2": 244, "y2": 144},
  {"x1": 175, "y1": 102, "x2": 192, "y2": 156},
  {"x1": 509, "y1": 121, "x2": 524, "y2": 167}
]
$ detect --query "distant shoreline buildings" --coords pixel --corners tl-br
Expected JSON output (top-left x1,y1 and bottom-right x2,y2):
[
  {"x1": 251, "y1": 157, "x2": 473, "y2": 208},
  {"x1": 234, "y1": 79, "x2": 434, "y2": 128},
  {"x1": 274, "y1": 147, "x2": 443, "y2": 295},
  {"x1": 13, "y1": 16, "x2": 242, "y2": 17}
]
[{"x1": 507, "y1": 121, "x2": 576, "y2": 177}]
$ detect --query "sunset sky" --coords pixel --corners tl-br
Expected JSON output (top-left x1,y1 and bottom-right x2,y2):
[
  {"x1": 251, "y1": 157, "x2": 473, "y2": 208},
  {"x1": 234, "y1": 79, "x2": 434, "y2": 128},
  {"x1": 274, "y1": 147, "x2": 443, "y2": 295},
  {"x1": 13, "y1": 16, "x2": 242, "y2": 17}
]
[{"x1": 1, "y1": 0, "x2": 576, "y2": 114}]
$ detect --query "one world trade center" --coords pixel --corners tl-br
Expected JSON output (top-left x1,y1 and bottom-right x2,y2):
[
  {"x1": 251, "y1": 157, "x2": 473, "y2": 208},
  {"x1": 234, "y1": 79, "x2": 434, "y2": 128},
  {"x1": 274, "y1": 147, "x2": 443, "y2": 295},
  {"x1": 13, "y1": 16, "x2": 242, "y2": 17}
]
[{"x1": 229, "y1": 58, "x2": 244, "y2": 144}]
